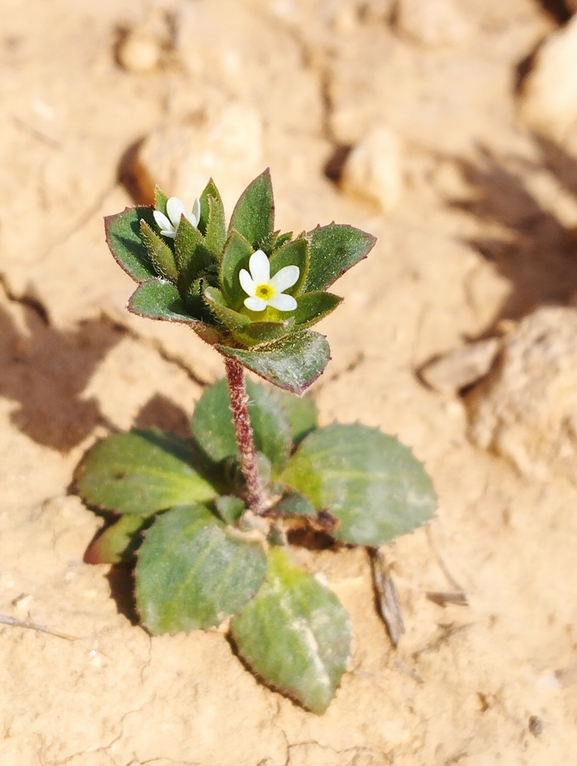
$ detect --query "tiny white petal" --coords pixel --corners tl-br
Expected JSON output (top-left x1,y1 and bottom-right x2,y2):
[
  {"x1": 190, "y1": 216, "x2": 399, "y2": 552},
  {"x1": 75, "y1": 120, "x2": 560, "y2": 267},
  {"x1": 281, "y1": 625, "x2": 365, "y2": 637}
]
[
  {"x1": 166, "y1": 197, "x2": 187, "y2": 227},
  {"x1": 160, "y1": 229, "x2": 177, "y2": 239},
  {"x1": 239, "y1": 268, "x2": 256, "y2": 296},
  {"x1": 153, "y1": 210, "x2": 173, "y2": 232},
  {"x1": 269, "y1": 293, "x2": 297, "y2": 311},
  {"x1": 270, "y1": 265, "x2": 299, "y2": 293},
  {"x1": 190, "y1": 197, "x2": 201, "y2": 226},
  {"x1": 249, "y1": 250, "x2": 270, "y2": 284},
  {"x1": 245, "y1": 296, "x2": 268, "y2": 312}
]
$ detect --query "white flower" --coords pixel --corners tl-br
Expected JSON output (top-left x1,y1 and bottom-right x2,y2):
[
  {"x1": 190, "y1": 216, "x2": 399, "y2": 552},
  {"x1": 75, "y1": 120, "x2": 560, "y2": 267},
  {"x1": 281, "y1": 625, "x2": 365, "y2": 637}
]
[
  {"x1": 239, "y1": 249, "x2": 299, "y2": 312},
  {"x1": 153, "y1": 196, "x2": 201, "y2": 239}
]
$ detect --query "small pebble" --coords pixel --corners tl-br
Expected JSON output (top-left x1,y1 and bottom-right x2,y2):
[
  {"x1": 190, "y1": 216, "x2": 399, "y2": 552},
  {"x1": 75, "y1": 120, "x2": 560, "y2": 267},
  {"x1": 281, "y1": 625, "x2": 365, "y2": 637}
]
[
  {"x1": 528, "y1": 715, "x2": 543, "y2": 737},
  {"x1": 118, "y1": 29, "x2": 163, "y2": 74},
  {"x1": 341, "y1": 125, "x2": 403, "y2": 212}
]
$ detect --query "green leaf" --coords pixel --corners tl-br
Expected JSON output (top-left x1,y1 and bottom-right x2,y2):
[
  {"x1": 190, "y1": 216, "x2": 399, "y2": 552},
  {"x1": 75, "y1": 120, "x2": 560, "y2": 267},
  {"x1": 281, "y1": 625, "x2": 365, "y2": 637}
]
[
  {"x1": 275, "y1": 231, "x2": 293, "y2": 249},
  {"x1": 84, "y1": 514, "x2": 150, "y2": 564},
  {"x1": 215, "y1": 495, "x2": 245, "y2": 525},
  {"x1": 76, "y1": 429, "x2": 217, "y2": 516},
  {"x1": 230, "y1": 546, "x2": 351, "y2": 714},
  {"x1": 104, "y1": 207, "x2": 158, "y2": 283},
  {"x1": 174, "y1": 216, "x2": 212, "y2": 287},
  {"x1": 190, "y1": 378, "x2": 292, "y2": 477},
  {"x1": 139, "y1": 220, "x2": 178, "y2": 282},
  {"x1": 269, "y1": 390, "x2": 319, "y2": 444},
  {"x1": 259, "y1": 229, "x2": 280, "y2": 255},
  {"x1": 128, "y1": 279, "x2": 204, "y2": 327},
  {"x1": 231, "y1": 318, "x2": 295, "y2": 348},
  {"x1": 136, "y1": 504, "x2": 267, "y2": 633},
  {"x1": 206, "y1": 195, "x2": 227, "y2": 257},
  {"x1": 269, "y1": 237, "x2": 309, "y2": 295},
  {"x1": 220, "y1": 230, "x2": 255, "y2": 308},
  {"x1": 294, "y1": 291, "x2": 342, "y2": 329},
  {"x1": 271, "y1": 490, "x2": 316, "y2": 517},
  {"x1": 203, "y1": 287, "x2": 251, "y2": 334},
  {"x1": 199, "y1": 180, "x2": 227, "y2": 256},
  {"x1": 229, "y1": 169, "x2": 274, "y2": 249},
  {"x1": 198, "y1": 180, "x2": 219, "y2": 231},
  {"x1": 281, "y1": 424, "x2": 437, "y2": 546},
  {"x1": 154, "y1": 186, "x2": 169, "y2": 215},
  {"x1": 217, "y1": 330, "x2": 330, "y2": 394},
  {"x1": 305, "y1": 224, "x2": 377, "y2": 292}
]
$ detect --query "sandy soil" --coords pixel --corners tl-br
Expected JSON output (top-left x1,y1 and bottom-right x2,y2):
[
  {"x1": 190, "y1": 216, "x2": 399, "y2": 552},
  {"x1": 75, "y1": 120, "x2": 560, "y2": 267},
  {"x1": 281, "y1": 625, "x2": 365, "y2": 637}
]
[{"x1": 1, "y1": 0, "x2": 577, "y2": 763}]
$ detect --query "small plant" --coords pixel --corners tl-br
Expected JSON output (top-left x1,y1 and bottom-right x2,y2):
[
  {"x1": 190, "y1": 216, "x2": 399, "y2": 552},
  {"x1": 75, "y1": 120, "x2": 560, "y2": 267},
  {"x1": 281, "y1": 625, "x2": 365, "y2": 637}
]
[{"x1": 75, "y1": 170, "x2": 436, "y2": 713}]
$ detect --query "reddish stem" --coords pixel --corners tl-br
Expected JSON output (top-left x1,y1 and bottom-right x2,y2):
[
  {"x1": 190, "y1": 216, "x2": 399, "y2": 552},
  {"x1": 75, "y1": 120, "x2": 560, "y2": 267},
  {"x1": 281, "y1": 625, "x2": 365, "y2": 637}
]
[{"x1": 224, "y1": 357, "x2": 267, "y2": 514}]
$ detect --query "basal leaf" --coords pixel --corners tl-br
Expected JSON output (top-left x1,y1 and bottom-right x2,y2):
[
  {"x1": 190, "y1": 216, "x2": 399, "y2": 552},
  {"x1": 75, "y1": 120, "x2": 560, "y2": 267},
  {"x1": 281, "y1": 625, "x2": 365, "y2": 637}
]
[
  {"x1": 217, "y1": 330, "x2": 330, "y2": 394},
  {"x1": 76, "y1": 429, "x2": 217, "y2": 516},
  {"x1": 281, "y1": 424, "x2": 437, "y2": 546},
  {"x1": 294, "y1": 291, "x2": 342, "y2": 329},
  {"x1": 215, "y1": 495, "x2": 246, "y2": 525},
  {"x1": 104, "y1": 207, "x2": 158, "y2": 283},
  {"x1": 269, "y1": 389, "x2": 319, "y2": 444},
  {"x1": 190, "y1": 378, "x2": 292, "y2": 477},
  {"x1": 139, "y1": 220, "x2": 178, "y2": 282},
  {"x1": 220, "y1": 230, "x2": 255, "y2": 308},
  {"x1": 269, "y1": 237, "x2": 309, "y2": 296},
  {"x1": 271, "y1": 490, "x2": 316, "y2": 518},
  {"x1": 84, "y1": 514, "x2": 150, "y2": 564},
  {"x1": 229, "y1": 169, "x2": 274, "y2": 249},
  {"x1": 230, "y1": 546, "x2": 351, "y2": 714},
  {"x1": 305, "y1": 224, "x2": 376, "y2": 292},
  {"x1": 136, "y1": 503, "x2": 267, "y2": 633},
  {"x1": 128, "y1": 279, "x2": 203, "y2": 327}
]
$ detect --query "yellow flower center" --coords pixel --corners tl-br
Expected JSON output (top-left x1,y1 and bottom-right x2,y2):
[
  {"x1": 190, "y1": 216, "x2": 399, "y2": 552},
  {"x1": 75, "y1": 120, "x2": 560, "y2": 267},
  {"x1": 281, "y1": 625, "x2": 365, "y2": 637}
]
[{"x1": 255, "y1": 283, "x2": 274, "y2": 300}]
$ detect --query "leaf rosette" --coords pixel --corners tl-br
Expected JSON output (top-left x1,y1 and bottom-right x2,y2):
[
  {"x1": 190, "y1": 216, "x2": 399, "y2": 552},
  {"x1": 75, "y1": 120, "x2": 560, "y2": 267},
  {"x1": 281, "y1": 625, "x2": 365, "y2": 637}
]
[
  {"x1": 77, "y1": 378, "x2": 436, "y2": 712},
  {"x1": 105, "y1": 170, "x2": 376, "y2": 393}
]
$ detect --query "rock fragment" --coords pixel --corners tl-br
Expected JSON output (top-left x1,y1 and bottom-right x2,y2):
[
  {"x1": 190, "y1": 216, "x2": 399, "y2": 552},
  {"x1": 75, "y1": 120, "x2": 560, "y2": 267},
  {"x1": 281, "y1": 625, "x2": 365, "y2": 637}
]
[
  {"x1": 395, "y1": 0, "x2": 472, "y2": 48},
  {"x1": 420, "y1": 338, "x2": 501, "y2": 395},
  {"x1": 519, "y1": 14, "x2": 577, "y2": 146},
  {"x1": 466, "y1": 307, "x2": 577, "y2": 484},
  {"x1": 341, "y1": 126, "x2": 403, "y2": 212}
]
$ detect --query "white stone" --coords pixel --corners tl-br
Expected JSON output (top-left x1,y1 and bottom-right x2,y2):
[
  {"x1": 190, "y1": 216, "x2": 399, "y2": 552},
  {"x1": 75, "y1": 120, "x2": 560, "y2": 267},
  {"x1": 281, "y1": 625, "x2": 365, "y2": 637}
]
[
  {"x1": 135, "y1": 102, "x2": 264, "y2": 212},
  {"x1": 520, "y1": 14, "x2": 577, "y2": 143},
  {"x1": 341, "y1": 126, "x2": 403, "y2": 212},
  {"x1": 467, "y1": 307, "x2": 577, "y2": 485},
  {"x1": 396, "y1": 0, "x2": 472, "y2": 48}
]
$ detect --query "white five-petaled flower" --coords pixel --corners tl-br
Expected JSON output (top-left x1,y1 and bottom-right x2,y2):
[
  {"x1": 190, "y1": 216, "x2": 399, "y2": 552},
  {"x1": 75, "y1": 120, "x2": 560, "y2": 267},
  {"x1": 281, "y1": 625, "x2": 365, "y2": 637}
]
[
  {"x1": 239, "y1": 249, "x2": 299, "y2": 312},
  {"x1": 153, "y1": 197, "x2": 201, "y2": 239}
]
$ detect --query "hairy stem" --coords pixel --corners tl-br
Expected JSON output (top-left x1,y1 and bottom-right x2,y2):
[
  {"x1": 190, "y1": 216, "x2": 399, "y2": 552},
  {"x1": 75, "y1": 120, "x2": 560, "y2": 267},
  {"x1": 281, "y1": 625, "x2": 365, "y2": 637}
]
[{"x1": 224, "y1": 357, "x2": 267, "y2": 514}]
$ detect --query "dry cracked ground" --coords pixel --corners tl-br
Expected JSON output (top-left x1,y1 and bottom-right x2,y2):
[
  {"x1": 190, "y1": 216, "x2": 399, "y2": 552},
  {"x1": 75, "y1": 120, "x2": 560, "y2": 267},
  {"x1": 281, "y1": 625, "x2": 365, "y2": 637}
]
[{"x1": 2, "y1": 0, "x2": 577, "y2": 764}]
